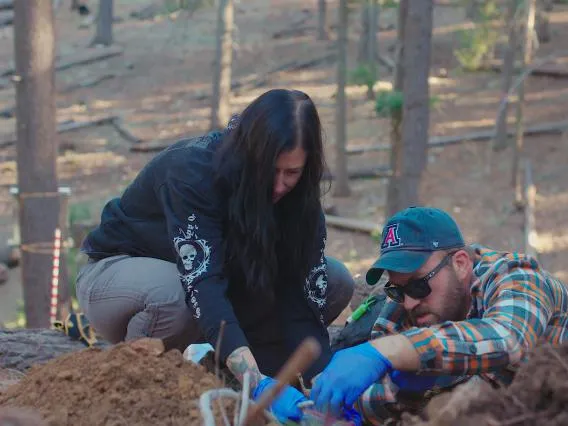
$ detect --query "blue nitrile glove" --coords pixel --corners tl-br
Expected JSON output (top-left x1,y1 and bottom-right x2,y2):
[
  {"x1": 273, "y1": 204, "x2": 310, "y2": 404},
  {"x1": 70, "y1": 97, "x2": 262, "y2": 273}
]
[
  {"x1": 390, "y1": 370, "x2": 438, "y2": 393},
  {"x1": 342, "y1": 405, "x2": 363, "y2": 426},
  {"x1": 310, "y1": 342, "x2": 392, "y2": 416},
  {"x1": 252, "y1": 376, "x2": 307, "y2": 423}
]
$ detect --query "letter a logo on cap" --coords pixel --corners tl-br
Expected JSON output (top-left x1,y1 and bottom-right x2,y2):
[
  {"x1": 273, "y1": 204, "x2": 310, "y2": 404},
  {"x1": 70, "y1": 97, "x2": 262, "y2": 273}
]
[{"x1": 381, "y1": 224, "x2": 401, "y2": 249}]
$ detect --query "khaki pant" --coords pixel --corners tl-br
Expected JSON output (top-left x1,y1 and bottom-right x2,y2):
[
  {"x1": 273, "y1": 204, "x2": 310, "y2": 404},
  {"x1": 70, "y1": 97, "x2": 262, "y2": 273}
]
[{"x1": 76, "y1": 255, "x2": 354, "y2": 354}]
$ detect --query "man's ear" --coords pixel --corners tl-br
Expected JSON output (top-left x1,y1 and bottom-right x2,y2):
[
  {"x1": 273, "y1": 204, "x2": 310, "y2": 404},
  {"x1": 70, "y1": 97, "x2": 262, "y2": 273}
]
[{"x1": 452, "y1": 249, "x2": 472, "y2": 281}]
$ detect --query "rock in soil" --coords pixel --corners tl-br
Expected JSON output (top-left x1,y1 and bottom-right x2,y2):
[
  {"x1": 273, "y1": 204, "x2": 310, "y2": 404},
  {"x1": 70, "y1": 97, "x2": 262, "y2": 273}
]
[
  {"x1": 0, "y1": 340, "x2": 235, "y2": 425},
  {"x1": 402, "y1": 342, "x2": 568, "y2": 426}
]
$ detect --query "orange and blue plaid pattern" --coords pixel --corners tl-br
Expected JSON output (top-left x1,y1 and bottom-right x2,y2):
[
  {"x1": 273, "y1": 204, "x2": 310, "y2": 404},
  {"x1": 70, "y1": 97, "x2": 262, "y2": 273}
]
[{"x1": 358, "y1": 245, "x2": 568, "y2": 424}]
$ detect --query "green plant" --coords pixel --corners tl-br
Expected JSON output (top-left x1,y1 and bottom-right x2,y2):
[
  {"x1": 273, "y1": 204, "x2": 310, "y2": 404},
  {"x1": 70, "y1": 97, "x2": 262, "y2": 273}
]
[
  {"x1": 454, "y1": 26, "x2": 500, "y2": 71},
  {"x1": 349, "y1": 63, "x2": 378, "y2": 95},
  {"x1": 375, "y1": 89, "x2": 404, "y2": 117},
  {"x1": 4, "y1": 299, "x2": 26, "y2": 328},
  {"x1": 375, "y1": 90, "x2": 443, "y2": 117},
  {"x1": 68, "y1": 202, "x2": 91, "y2": 227},
  {"x1": 380, "y1": 0, "x2": 398, "y2": 9},
  {"x1": 371, "y1": 227, "x2": 382, "y2": 243},
  {"x1": 454, "y1": 0, "x2": 502, "y2": 71}
]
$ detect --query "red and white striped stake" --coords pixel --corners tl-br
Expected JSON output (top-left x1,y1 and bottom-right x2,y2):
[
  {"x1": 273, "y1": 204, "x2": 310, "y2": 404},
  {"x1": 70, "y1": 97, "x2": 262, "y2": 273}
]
[{"x1": 50, "y1": 227, "x2": 62, "y2": 326}]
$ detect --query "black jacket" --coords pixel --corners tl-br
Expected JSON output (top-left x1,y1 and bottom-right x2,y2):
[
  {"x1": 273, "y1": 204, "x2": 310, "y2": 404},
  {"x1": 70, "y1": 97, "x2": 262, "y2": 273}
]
[{"x1": 82, "y1": 131, "x2": 331, "y2": 375}]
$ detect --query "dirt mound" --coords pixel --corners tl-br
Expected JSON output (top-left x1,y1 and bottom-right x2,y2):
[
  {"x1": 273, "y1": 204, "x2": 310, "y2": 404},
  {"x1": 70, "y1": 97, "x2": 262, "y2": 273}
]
[
  {"x1": 0, "y1": 339, "x2": 232, "y2": 426},
  {"x1": 402, "y1": 343, "x2": 568, "y2": 426}
]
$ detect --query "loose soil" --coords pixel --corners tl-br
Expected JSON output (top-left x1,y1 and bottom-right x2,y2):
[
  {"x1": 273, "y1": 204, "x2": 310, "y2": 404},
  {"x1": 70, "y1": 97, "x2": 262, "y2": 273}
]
[
  {"x1": 401, "y1": 343, "x2": 568, "y2": 426},
  {"x1": 0, "y1": 340, "x2": 235, "y2": 426}
]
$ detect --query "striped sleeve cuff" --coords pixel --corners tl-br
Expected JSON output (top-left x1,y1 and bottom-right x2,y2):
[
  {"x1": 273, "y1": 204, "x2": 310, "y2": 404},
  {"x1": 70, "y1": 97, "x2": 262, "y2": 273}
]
[{"x1": 401, "y1": 327, "x2": 445, "y2": 371}]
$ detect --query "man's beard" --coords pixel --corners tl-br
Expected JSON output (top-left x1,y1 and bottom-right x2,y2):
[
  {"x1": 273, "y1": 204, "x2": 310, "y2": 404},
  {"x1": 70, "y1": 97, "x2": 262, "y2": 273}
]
[{"x1": 411, "y1": 272, "x2": 467, "y2": 326}]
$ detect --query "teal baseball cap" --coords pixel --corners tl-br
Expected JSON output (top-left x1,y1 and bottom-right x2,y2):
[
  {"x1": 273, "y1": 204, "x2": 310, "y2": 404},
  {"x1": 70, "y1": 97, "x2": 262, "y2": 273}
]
[{"x1": 366, "y1": 206, "x2": 465, "y2": 285}]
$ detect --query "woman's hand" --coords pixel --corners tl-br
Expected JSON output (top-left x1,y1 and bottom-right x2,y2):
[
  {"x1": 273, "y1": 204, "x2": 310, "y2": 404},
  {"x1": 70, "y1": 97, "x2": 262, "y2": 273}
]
[{"x1": 252, "y1": 377, "x2": 307, "y2": 422}]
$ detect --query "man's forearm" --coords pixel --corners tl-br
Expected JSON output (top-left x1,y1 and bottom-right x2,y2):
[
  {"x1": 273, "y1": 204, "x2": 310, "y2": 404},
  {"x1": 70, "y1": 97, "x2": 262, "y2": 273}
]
[
  {"x1": 225, "y1": 346, "x2": 263, "y2": 393},
  {"x1": 370, "y1": 334, "x2": 420, "y2": 371}
]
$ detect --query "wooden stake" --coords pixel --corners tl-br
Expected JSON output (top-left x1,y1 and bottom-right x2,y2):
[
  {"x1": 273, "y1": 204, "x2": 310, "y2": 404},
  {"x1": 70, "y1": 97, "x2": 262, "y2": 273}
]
[
  {"x1": 243, "y1": 337, "x2": 321, "y2": 425},
  {"x1": 49, "y1": 228, "x2": 61, "y2": 327}
]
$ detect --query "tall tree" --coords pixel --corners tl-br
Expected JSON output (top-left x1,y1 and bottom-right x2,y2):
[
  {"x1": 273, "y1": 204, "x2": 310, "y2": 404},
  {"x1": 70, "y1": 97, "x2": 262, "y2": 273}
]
[
  {"x1": 357, "y1": 0, "x2": 379, "y2": 100},
  {"x1": 357, "y1": 0, "x2": 378, "y2": 65},
  {"x1": 13, "y1": 0, "x2": 60, "y2": 328},
  {"x1": 317, "y1": 0, "x2": 328, "y2": 40},
  {"x1": 334, "y1": 0, "x2": 350, "y2": 197},
  {"x1": 386, "y1": 0, "x2": 408, "y2": 216},
  {"x1": 536, "y1": 0, "x2": 552, "y2": 43},
  {"x1": 210, "y1": 0, "x2": 234, "y2": 131},
  {"x1": 398, "y1": 0, "x2": 434, "y2": 209},
  {"x1": 91, "y1": 0, "x2": 114, "y2": 47},
  {"x1": 493, "y1": 0, "x2": 518, "y2": 152},
  {"x1": 512, "y1": 0, "x2": 536, "y2": 207}
]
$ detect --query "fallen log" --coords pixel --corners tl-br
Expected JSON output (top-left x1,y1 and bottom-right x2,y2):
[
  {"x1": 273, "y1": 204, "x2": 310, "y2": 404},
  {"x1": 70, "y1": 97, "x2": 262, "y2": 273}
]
[
  {"x1": 0, "y1": 115, "x2": 117, "y2": 148},
  {"x1": 0, "y1": 9, "x2": 12, "y2": 27},
  {"x1": 130, "y1": 4, "x2": 162, "y2": 21},
  {"x1": 0, "y1": 45, "x2": 123, "y2": 77},
  {"x1": 130, "y1": 138, "x2": 176, "y2": 153},
  {"x1": 347, "y1": 120, "x2": 568, "y2": 154},
  {"x1": 272, "y1": 13, "x2": 312, "y2": 39},
  {"x1": 191, "y1": 51, "x2": 336, "y2": 101},
  {"x1": 0, "y1": 104, "x2": 13, "y2": 119},
  {"x1": 273, "y1": 25, "x2": 315, "y2": 39},
  {"x1": 485, "y1": 58, "x2": 568, "y2": 78},
  {"x1": 111, "y1": 117, "x2": 143, "y2": 144},
  {"x1": 59, "y1": 72, "x2": 116, "y2": 93},
  {"x1": 325, "y1": 214, "x2": 380, "y2": 235},
  {"x1": 322, "y1": 166, "x2": 391, "y2": 180},
  {"x1": 0, "y1": 98, "x2": 94, "y2": 119},
  {"x1": 0, "y1": 328, "x2": 109, "y2": 372},
  {"x1": 0, "y1": 0, "x2": 11, "y2": 11},
  {"x1": 57, "y1": 115, "x2": 117, "y2": 132}
]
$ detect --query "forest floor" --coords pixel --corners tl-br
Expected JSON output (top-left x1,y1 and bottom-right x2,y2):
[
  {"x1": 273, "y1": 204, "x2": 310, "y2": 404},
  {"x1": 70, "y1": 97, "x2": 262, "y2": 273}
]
[{"x1": 0, "y1": 0, "x2": 567, "y2": 324}]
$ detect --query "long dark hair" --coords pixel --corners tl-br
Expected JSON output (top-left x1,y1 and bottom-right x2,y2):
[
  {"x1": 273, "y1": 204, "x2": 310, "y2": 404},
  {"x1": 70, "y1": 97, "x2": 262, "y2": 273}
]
[{"x1": 214, "y1": 89, "x2": 326, "y2": 298}]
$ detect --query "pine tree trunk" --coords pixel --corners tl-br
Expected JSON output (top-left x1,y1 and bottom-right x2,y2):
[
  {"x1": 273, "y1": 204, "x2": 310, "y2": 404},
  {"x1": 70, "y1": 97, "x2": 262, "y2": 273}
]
[
  {"x1": 210, "y1": 0, "x2": 234, "y2": 131},
  {"x1": 386, "y1": 0, "x2": 408, "y2": 217},
  {"x1": 357, "y1": 3, "x2": 370, "y2": 64},
  {"x1": 398, "y1": 0, "x2": 433, "y2": 209},
  {"x1": 333, "y1": 0, "x2": 350, "y2": 197},
  {"x1": 357, "y1": 0, "x2": 379, "y2": 100},
  {"x1": 357, "y1": 1, "x2": 379, "y2": 65},
  {"x1": 317, "y1": 0, "x2": 328, "y2": 40},
  {"x1": 13, "y1": 0, "x2": 60, "y2": 328},
  {"x1": 367, "y1": 0, "x2": 378, "y2": 100},
  {"x1": 494, "y1": 0, "x2": 518, "y2": 152},
  {"x1": 512, "y1": 0, "x2": 536, "y2": 207},
  {"x1": 91, "y1": 0, "x2": 114, "y2": 47},
  {"x1": 535, "y1": 7, "x2": 551, "y2": 43}
]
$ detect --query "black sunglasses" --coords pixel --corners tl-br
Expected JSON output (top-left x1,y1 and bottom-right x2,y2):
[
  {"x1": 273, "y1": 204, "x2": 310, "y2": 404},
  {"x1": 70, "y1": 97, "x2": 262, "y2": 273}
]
[{"x1": 384, "y1": 252, "x2": 456, "y2": 303}]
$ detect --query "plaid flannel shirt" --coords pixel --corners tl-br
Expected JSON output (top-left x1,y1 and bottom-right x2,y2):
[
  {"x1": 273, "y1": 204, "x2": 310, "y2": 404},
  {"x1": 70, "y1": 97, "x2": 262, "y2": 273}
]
[{"x1": 357, "y1": 245, "x2": 568, "y2": 424}]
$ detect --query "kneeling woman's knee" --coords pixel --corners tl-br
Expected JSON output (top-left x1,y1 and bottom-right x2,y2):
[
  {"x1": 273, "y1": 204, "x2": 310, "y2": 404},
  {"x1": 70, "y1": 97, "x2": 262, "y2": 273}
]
[{"x1": 326, "y1": 256, "x2": 355, "y2": 303}]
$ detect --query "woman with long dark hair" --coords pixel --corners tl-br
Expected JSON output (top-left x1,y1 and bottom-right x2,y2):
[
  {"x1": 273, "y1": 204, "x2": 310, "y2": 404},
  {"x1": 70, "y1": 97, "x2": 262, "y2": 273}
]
[{"x1": 76, "y1": 89, "x2": 354, "y2": 422}]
